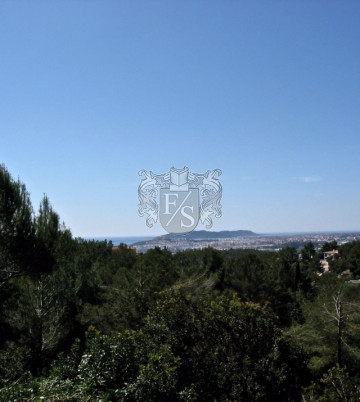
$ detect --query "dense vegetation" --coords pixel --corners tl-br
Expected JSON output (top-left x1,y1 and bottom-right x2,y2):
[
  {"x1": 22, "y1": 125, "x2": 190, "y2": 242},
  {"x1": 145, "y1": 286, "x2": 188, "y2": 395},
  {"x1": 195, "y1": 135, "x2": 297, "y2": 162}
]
[{"x1": 2, "y1": 163, "x2": 360, "y2": 401}]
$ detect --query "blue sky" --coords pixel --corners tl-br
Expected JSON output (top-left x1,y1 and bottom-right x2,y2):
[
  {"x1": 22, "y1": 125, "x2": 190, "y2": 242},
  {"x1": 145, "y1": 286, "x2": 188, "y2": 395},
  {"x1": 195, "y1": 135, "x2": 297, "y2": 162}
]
[{"x1": 1, "y1": 1, "x2": 360, "y2": 236}]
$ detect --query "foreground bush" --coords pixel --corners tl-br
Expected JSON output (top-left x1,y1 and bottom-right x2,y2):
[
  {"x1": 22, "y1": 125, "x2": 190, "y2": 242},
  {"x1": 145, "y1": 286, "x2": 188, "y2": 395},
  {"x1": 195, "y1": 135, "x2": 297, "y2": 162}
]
[{"x1": 0, "y1": 293, "x2": 309, "y2": 401}]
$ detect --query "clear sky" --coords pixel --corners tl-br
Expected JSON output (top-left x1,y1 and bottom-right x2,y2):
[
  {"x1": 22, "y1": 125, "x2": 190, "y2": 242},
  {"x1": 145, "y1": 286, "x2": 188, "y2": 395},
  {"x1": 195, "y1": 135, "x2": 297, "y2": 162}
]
[{"x1": 1, "y1": 1, "x2": 360, "y2": 236}]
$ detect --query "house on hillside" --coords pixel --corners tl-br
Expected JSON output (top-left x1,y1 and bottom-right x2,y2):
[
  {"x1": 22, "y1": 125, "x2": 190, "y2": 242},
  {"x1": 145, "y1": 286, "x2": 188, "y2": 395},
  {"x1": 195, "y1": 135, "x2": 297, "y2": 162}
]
[{"x1": 320, "y1": 249, "x2": 339, "y2": 272}]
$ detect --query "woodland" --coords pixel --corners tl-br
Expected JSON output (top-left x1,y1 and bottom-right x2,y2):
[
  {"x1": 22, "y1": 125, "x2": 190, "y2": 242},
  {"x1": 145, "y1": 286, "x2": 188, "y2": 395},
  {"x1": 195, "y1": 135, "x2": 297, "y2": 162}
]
[{"x1": 1, "y1": 164, "x2": 360, "y2": 401}]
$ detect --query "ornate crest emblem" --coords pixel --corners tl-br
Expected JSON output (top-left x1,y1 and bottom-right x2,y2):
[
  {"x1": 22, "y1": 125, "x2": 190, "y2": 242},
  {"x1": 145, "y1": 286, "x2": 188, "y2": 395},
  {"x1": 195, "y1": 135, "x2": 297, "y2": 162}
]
[{"x1": 138, "y1": 166, "x2": 222, "y2": 234}]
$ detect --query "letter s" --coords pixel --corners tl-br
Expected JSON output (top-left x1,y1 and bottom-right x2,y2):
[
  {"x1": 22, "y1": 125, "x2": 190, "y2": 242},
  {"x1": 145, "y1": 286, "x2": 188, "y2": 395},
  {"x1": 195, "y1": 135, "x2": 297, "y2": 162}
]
[{"x1": 181, "y1": 205, "x2": 195, "y2": 228}]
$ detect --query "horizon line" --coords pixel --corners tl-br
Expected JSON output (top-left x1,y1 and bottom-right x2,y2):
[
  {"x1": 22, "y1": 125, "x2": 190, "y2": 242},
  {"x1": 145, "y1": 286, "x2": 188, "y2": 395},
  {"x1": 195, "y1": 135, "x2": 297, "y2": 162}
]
[{"x1": 80, "y1": 229, "x2": 360, "y2": 238}]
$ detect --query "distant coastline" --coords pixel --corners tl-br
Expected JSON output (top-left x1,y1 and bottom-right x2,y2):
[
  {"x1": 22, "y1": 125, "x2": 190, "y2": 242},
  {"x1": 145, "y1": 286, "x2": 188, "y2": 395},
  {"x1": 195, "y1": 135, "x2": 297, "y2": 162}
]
[{"x1": 83, "y1": 230, "x2": 360, "y2": 248}]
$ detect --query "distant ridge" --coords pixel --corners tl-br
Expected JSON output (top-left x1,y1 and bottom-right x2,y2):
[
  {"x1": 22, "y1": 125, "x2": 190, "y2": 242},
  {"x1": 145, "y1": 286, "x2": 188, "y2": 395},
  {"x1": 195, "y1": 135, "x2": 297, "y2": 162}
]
[{"x1": 156, "y1": 229, "x2": 257, "y2": 240}]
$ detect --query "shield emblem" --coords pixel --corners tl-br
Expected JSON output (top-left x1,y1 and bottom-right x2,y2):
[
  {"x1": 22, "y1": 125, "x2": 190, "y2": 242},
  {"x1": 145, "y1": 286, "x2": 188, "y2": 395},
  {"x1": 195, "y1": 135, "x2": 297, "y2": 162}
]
[{"x1": 159, "y1": 188, "x2": 199, "y2": 234}]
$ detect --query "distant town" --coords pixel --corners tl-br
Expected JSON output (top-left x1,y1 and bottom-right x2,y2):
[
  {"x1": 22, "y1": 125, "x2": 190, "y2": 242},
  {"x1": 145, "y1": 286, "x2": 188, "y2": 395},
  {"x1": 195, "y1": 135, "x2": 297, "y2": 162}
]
[{"x1": 132, "y1": 231, "x2": 360, "y2": 253}]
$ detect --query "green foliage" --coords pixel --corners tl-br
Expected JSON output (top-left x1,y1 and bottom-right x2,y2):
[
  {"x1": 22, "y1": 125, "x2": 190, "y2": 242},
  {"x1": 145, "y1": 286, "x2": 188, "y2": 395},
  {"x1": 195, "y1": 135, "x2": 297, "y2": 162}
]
[
  {"x1": 301, "y1": 242, "x2": 316, "y2": 263},
  {"x1": 128, "y1": 345, "x2": 180, "y2": 401},
  {"x1": 303, "y1": 365, "x2": 360, "y2": 401},
  {"x1": 0, "y1": 164, "x2": 35, "y2": 287},
  {"x1": 50, "y1": 338, "x2": 83, "y2": 380},
  {"x1": 290, "y1": 274, "x2": 360, "y2": 377},
  {"x1": 222, "y1": 250, "x2": 305, "y2": 327},
  {"x1": 0, "y1": 371, "x2": 39, "y2": 401},
  {"x1": 334, "y1": 241, "x2": 360, "y2": 277},
  {"x1": 0, "y1": 342, "x2": 30, "y2": 386},
  {"x1": 2, "y1": 264, "x2": 81, "y2": 374},
  {"x1": 33, "y1": 195, "x2": 61, "y2": 274},
  {"x1": 223, "y1": 252, "x2": 271, "y2": 299},
  {"x1": 319, "y1": 365, "x2": 360, "y2": 401},
  {"x1": 321, "y1": 241, "x2": 338, "y2": 252},
  {"x1": 138, "y1": 292, "x2": 308, "y2": 401},
  {"x1": 75, "y1": 328, "x2": 138, "y2": 393}
]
